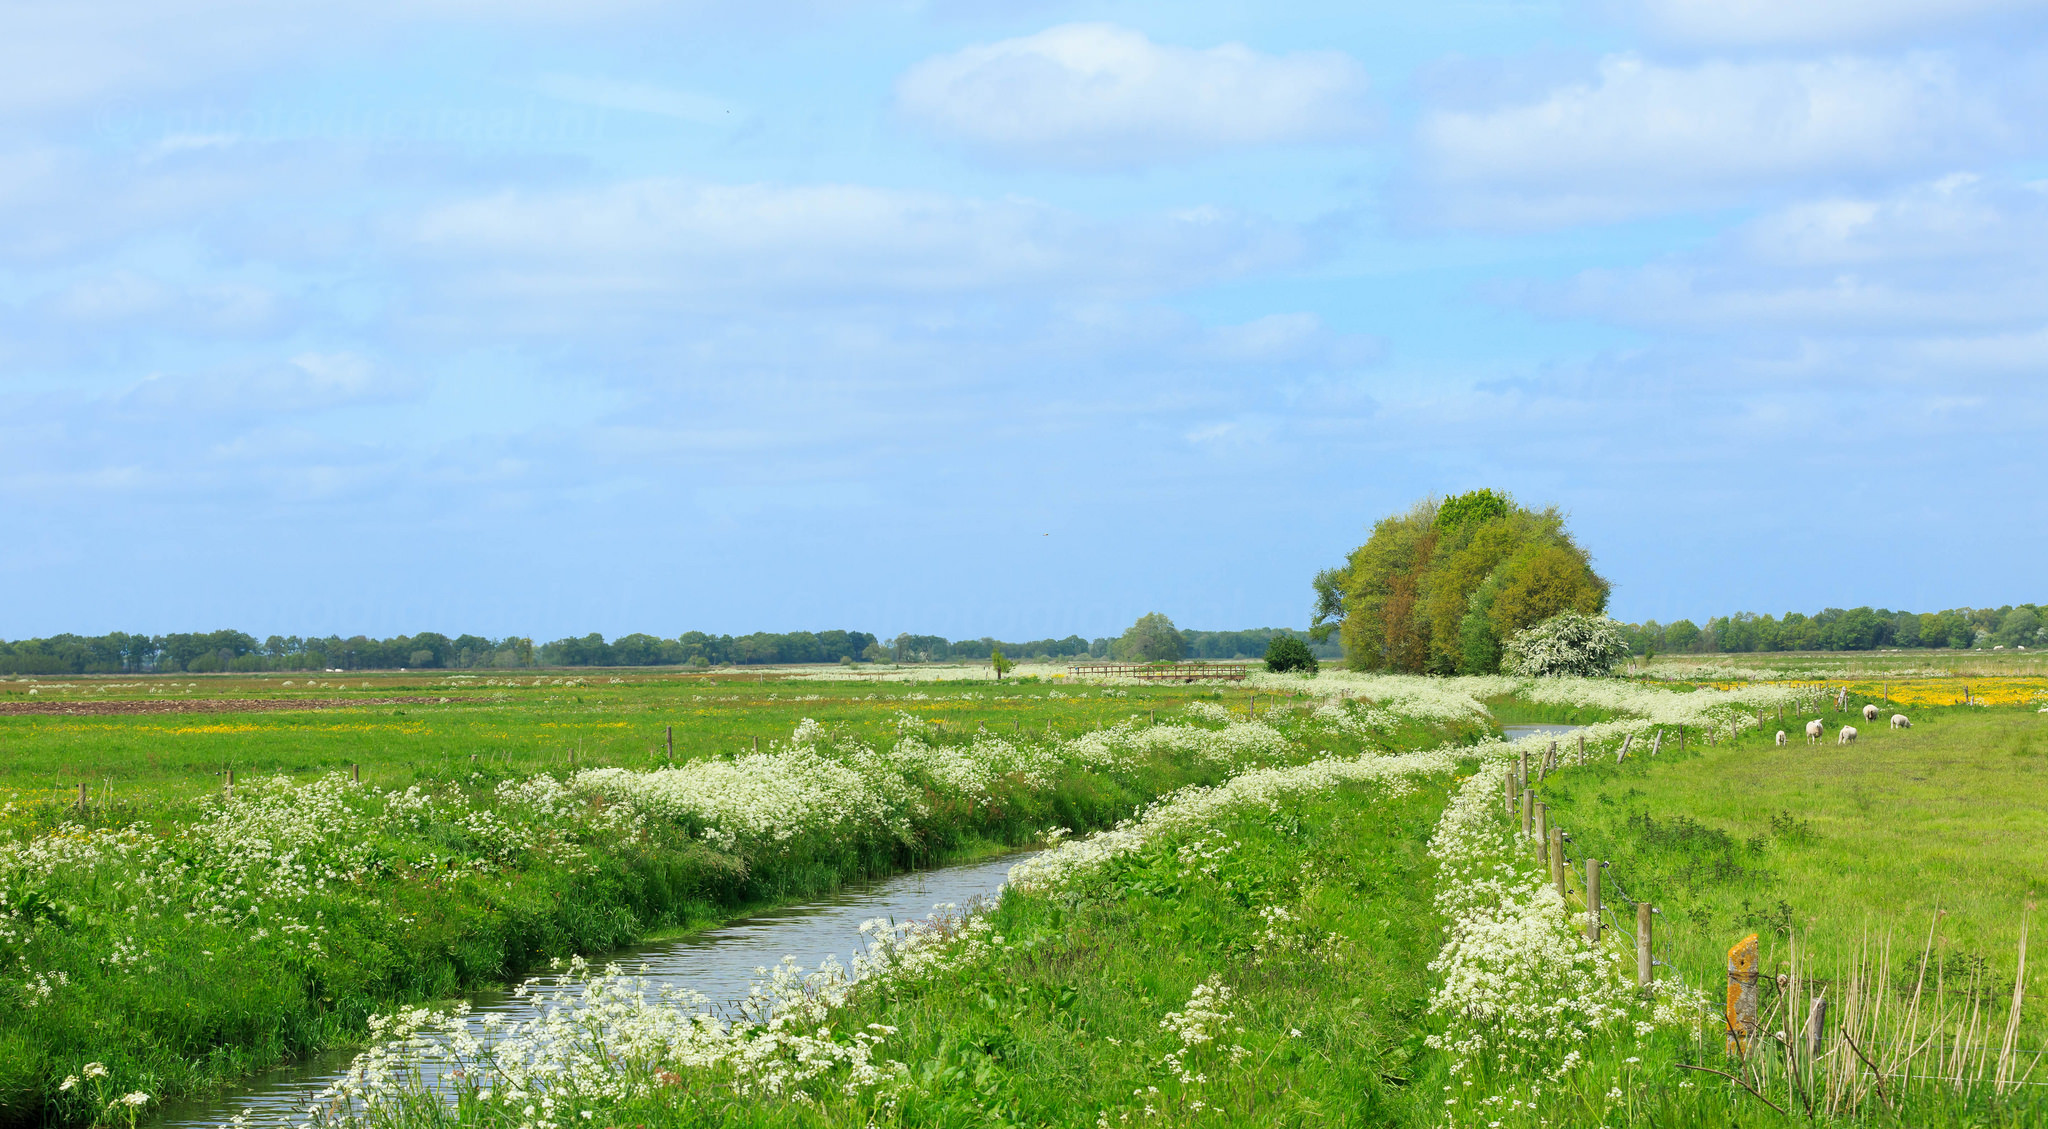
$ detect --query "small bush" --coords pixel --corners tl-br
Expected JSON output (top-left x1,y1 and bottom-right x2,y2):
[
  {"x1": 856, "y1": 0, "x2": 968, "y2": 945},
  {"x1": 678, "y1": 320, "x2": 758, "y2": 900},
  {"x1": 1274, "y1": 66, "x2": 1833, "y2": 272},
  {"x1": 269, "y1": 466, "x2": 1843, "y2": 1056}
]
[{"x1": 1263, "y1": 634, "x2": 1319, "y2": 674}]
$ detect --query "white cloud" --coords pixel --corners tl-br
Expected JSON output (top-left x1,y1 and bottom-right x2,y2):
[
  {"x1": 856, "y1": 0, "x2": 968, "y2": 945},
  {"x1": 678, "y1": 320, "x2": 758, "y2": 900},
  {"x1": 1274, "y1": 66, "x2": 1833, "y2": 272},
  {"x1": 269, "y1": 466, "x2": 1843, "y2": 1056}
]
[
  {"x1": 1607, "y1": 0, "x2": 2048, "y2": 47},
  {"x1": 1416, "y1": 53, "x2": 2013, "y2": 227},
  {"x1": 117, "y1": 352, "x2": 421, "y2": 416},
  {"x1": 1517, "y1": 175, "x2": 2048, "y2": 373},
  {"x1": 896, "y1": 23, "x2": 1371, "y2": 167},
  {"x1": 534, "y1": 76, "x2": 736, "y2": 124},
  {"x1": 408, "y1": 177, "x2": 1306, "y2": 307},
  {"x1": 0, "y1": 0, "x2": 670, "y2": 117}
]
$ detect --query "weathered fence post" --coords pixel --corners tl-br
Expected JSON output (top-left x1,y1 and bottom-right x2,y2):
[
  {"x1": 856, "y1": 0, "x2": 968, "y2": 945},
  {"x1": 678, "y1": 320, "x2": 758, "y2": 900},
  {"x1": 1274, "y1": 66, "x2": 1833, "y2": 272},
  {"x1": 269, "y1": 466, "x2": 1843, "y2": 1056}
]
[
  {"x1": 76, "y1": 782, "x2": 86, "y2": 809},
  {"x1": 1518, "y1": 750, "x2": 1529, "y2": 792},
  {"x1": 1534, "y1": 803, "x2": 1548, "y2": 863},
  {"x1": 753, "y1": 736, "x2": 760, "y2": 752},
  {"x1": 1637, "y1": 903, "x2": 1654, "y2": 990},
  {"x1": 1678, "y1": 725, "x2": 1685, "y2": 752},
  {"x1": 1544, "y1": 740, "x2": 1557, "y2": 778},
  {"x1": 1549, "y1": 828, "x2": 1565, "y2": 897},
  {"x1": 1651, "y1": 729, "x2": 1663, "y2": 756},
  {"x1": 1505, "y1": 771, "x2": 1515, "y2": 815},
  {"x1": 224, "y1": 768, "x2": 233, "y2": 802},
  {"x1": 1806, "y1": 995, "x2": 1828, "y2": 1058},
  {"x1": 1521, "y1": 788, "x2": 1534, "y2": 836},
  {"x1": 1616, "y1": 733, "x2": 1633, "y2": 765},
  {"x1": 1577, "y1": 733, "x2": 1586, "y2": 764},
  {"x1": 1585, "y1": 859, "x2": 1602, "y2": 941},
  {"x1": 352, "y1": 763, "x2": 360, "y2": 783},
  {"x1": 666, "y1": 725, "x2": 674, "y2": 759},
  {"x1": 1727, "y1": 933, "x2": 1761, "y2": 1057}
]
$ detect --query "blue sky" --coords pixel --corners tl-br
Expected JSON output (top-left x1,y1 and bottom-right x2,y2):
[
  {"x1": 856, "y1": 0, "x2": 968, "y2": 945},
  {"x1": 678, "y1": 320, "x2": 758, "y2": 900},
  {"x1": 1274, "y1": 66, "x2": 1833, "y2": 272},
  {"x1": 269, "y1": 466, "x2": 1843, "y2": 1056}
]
[{"x1": 4, "y1": 0, "x2": 2045, "y2": 642}]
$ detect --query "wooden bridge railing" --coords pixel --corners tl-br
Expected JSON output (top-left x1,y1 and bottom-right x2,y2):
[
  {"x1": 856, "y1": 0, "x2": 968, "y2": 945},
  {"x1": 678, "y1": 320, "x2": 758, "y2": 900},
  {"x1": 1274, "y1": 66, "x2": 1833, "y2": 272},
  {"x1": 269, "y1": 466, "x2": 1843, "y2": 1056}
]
[{"x1": 1065, "y1": 662, "x2": 1251, "y2": 682}]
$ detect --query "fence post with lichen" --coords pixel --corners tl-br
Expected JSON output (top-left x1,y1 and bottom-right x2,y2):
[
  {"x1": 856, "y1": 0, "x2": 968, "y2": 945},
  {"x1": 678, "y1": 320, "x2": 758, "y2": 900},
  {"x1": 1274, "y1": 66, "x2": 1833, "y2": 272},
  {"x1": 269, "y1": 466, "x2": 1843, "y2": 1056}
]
[{"x1": 1727, "y1": 933, "x2": 1760, "y2": 1057}]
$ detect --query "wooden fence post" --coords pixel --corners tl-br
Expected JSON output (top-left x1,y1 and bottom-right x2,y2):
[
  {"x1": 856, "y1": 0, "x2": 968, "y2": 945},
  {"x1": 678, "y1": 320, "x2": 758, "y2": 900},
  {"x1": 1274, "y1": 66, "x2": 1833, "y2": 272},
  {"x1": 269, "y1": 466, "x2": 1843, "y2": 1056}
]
[
  {"x1": 752, "y1": 736, "x2": 759, "y2": 752},
  {"x1": 1543, "y1": 740, "x2": 1557, "y2": 778},
  {"x1": 1549, "y1": 827, "x2": 1565, "y2": 897},
  {"x1": 1726, "y1": 933, "x2": 1760, "y2": 1056},
  {"x1": 1534, "y1": 804, "x2": 1548, "y2": 863},
  {"x1": 1585, "y1": 859, "x2": 1602, "y2": 941},
  {"x1": 352, "y1": 763, "x2": 360, "y2": 783},
  {"x1": 1806, "y1": 996, "x2": 1828, "y2": 1058},
  {"x1": 224, "y1": 768, "x2": 233, "y2": 802},
  {"x1": 1679, "y1": 725, "x2": 1685, "y2": 752},
  {"x1": 1518, "y1": 750, "x2": 1529, "y2": 792},
  {"x1": 1505, "y1": 771, "x2": 1515, "y2": 815},
  {"x1": 1651, "y1": 730, "x2": 1662, "y2": 756},
  {"x1": 666, "y1": 725, "x2": 674, "y2": 760},
  {"x1": 1616, "y1": 734, "x2": 1633, "y2": 765},
  {"x1": 1637, "y1": 903, "x2": 1654, "y2": 990},
  {"x1": 76, "y1": 782, "x2": 86, "y2": 809},
  {"x1": 1521, "y1": 789, "x2": 1534, "y2": 837},
  {"x1": 1577, "y1": 733, "x2": 1586, "y2": 764}
]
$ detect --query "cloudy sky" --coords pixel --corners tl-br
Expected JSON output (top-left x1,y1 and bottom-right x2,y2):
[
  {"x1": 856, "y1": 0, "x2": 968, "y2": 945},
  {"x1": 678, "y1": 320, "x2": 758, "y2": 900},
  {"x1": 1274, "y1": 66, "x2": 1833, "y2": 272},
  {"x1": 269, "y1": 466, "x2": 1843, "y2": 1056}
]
[{"x1": 4, "y1": 0, "x2": 2044, "y2": 642}]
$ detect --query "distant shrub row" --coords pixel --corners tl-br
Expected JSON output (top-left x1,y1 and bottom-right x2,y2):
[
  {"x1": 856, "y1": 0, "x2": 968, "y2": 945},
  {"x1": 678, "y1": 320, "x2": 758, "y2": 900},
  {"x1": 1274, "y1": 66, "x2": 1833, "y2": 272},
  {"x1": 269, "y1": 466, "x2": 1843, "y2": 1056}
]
[{"x1": 1624, "y1": 603, "x2": 2045, "y2": 655}]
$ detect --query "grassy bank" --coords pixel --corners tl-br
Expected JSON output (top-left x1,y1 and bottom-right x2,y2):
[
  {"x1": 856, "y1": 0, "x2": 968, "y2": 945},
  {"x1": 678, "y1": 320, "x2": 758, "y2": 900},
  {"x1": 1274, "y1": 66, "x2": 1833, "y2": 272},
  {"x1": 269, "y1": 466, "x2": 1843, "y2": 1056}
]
[
  {"x1": 0, "y1": 679, "x2": 1468, "y2": 1127},
  {"x1": 322, "y1": 753, "x2": 1468, "y2": 1129},
  {"x1": 1531, "y1": 700, "x2": 2047, "y2": 1041}
]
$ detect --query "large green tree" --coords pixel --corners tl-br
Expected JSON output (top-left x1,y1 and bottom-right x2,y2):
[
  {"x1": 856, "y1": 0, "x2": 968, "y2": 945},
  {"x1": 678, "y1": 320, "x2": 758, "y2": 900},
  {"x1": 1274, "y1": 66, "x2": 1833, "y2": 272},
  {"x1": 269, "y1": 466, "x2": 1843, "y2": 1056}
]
[
  {"x1": 1320, "y1": 490, "x2": 1611, "y2": 674},
  {"x1": 1112, "y1": 612, "x2": 1186, "y2": 663}
]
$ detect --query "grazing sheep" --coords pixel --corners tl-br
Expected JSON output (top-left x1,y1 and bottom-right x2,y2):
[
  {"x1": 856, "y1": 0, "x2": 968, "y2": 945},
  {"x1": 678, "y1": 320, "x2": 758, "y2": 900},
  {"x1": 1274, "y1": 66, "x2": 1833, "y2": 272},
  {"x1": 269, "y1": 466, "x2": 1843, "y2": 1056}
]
[
  {"x1": 1862, "y1": 703, "x2": 1880, "y2": 722},
  {"x1": 1839, "y1": 725, "x2": 1858, "y2": 745},
  {"x1": 1775, "y1": 730, "x2": 1787, "y2": 746},
  {"x1": 1891, "y1": 714, "x2": 1911, "y2": 729},
  {"x1": 1806, "y1": 718, "x2": 1825, "y2": 744}
]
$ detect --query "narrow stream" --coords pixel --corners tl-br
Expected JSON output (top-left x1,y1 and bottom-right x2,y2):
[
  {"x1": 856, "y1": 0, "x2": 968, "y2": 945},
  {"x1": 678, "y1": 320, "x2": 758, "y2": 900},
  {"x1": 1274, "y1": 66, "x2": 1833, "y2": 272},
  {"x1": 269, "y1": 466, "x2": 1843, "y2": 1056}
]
[
  {"x1": 147, "y1": 849, "x2": 1037, "y2": 1129},
  {"x1": 1501, "y1": 723, "x2": 1584, "y2": 741}
]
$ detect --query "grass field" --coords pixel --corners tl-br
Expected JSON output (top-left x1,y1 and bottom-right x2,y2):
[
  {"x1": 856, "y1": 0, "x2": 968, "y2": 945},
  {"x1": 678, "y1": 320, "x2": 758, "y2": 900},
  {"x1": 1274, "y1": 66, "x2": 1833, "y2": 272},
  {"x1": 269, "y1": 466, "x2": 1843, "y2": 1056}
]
[
  {"x1": 0, "y1": 667, "x2": 1472, "y2": 1127},
  {"x1": 1639, "y1": 649, "x2": 2048, "y2": 684},
  {"x1": 0, "y1": 666, "x2": 1237, "y2": 800},
  {"x1": 4, "y1": 663, "x2": 2045, "y2": 1127},
  {"x1": 1533, "y1": 698, "x2": 2048, "y2": 1066}
]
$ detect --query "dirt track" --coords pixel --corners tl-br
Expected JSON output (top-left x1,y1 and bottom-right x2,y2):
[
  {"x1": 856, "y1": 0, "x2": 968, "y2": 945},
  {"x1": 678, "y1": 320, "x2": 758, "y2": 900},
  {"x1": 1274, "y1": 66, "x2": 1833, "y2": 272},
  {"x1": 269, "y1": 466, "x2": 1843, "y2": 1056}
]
[{"x1": 0, "y1": 697, "x2": 455, "y2": 716}]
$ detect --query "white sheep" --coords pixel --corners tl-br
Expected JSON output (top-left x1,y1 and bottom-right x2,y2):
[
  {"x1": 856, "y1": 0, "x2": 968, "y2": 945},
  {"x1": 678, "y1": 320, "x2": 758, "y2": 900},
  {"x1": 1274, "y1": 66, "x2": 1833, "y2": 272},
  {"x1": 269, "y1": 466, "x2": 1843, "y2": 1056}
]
[
  {"x1": 1805, "y1": 718, "x2": 1825, "y2": 744},
  {"x1": 1838, "y1": 725, "x2": 1858, "y2": 745},
  {"x1": 1775, "y1": 730, "x2": 1787, "y2": 746},
  {"x1": 1862, "y1": 703, "x2": 1880, "y2": 722},
  {"x1": 1891, "y1": 714, "x2": 1911, "y2": 729}
]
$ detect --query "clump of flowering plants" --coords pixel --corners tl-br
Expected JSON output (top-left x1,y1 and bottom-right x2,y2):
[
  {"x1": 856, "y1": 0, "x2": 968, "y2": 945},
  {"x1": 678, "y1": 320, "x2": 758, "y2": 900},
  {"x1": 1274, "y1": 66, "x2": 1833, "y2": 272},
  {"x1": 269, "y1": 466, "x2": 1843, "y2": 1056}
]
[{"x1": 1423, "y1": 753, "x2": 1709, "y2": 1126}]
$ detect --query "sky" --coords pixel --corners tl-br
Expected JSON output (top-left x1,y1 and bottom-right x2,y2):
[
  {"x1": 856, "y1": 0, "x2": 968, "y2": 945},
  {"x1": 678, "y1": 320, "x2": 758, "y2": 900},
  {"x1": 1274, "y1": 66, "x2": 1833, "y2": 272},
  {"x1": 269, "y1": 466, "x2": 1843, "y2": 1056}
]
[{"x1": 4, "y1": 0, "x2": 2046, "y2": 643}]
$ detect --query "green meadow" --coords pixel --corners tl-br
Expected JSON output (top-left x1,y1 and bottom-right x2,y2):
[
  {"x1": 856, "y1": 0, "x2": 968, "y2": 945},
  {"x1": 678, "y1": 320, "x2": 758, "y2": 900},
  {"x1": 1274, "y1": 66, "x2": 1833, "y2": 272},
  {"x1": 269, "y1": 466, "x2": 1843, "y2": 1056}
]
[
  {"x1": 0, "y1": 669, "x2": 1252, "y2": 801},
  {"x1": 1534, "y1": 701, "x2": 2048, "y2": 1023}
]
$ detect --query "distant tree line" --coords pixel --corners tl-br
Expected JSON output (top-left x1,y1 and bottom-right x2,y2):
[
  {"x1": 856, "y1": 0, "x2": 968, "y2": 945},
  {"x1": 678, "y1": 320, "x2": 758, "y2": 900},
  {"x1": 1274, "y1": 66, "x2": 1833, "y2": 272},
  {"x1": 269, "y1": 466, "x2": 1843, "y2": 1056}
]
[
  {"x1": 1624, "y1": 604, "x2": 2045, "y2": 655},
  {"x1": 0, "y1": 624, "x2": 1339, "y2": 675}
]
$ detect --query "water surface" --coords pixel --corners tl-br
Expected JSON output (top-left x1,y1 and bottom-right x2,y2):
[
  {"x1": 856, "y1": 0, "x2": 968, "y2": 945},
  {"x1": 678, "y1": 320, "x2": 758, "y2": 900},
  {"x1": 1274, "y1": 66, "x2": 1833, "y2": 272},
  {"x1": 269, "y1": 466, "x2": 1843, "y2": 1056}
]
[{"x1": 148, "y1": 849, "x2": 1035, "y2": 1128}]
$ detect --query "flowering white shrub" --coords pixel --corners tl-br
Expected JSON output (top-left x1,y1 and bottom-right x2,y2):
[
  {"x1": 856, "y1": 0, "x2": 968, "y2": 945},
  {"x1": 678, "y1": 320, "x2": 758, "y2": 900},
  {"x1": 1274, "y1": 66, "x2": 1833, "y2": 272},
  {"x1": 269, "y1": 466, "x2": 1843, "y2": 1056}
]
[{"x1": 1502, "y1": 611, "x2": 1633, "y2": 678}]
